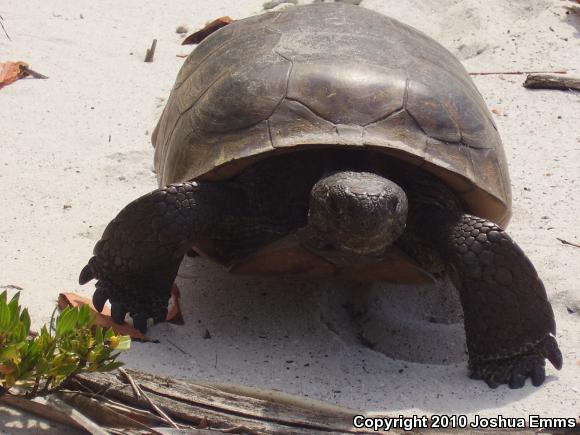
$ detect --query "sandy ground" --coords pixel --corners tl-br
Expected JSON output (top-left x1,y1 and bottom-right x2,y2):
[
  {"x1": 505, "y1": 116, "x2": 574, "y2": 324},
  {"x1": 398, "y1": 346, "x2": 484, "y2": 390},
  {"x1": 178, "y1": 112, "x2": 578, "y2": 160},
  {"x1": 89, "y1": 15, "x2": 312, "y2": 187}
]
[{"x1": 1, "y1": 0, "x2": 579, "y2": 431}]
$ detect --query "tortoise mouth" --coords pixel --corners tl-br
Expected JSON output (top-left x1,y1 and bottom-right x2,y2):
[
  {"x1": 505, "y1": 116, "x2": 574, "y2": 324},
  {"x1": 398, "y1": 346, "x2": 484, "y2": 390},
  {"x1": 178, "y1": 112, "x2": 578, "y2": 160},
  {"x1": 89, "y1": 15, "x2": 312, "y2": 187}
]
[{"x1": 305, "y1": 170, "x2": 408, "y2": 257}]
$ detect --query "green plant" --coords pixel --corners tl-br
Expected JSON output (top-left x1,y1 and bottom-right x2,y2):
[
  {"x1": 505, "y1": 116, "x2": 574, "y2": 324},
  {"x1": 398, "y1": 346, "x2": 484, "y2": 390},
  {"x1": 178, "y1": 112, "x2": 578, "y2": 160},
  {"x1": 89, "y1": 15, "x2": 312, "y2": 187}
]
[{"x1": 0, "y1": 291, "x2": 130, "y2": 397}]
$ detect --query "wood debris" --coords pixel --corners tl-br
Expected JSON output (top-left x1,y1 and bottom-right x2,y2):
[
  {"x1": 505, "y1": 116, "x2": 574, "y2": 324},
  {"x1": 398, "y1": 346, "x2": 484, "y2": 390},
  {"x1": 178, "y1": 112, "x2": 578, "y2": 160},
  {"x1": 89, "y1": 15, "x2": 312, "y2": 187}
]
[
  {"x1": 144, "y1": 39, "x2": 157, "y2": 63},
  {"x1": 182, "y1": 16, "x2": 234, "y2": 45},
  {"x1": 523, "y1": 74, "x2": 580, "y2": 92}
]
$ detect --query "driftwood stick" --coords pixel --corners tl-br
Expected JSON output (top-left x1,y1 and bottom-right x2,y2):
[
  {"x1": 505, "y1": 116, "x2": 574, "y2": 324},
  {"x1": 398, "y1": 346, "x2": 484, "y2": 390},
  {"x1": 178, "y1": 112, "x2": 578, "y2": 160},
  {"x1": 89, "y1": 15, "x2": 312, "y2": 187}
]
[
  {"x1": 523, "y1": 74, "x2": 580, "y2": 91},
  {"x1": 139, "y1": 386, "x2": 180, "y2": 429},
  {"x1": 469, "y1": 70, "x2": 567, "y2": 76},
  {"x1": 44, "y1": 395, "x2": 110, "y2": 435},
  {"x1": 75, "y1": 370, "x2": 365, "y2": 433},
  {"x1": 144, "y1": 38, "x2": 157, "y2": 63},
  {"x1": 118, "y1": 367, "x2": 142, "y2": 399},
  {"x1": 121, "y1": 373, "x2": 179, "y2": 429},
  {"x1": 0, "y1": 14, "x2": 10, "y2": 41},
  {"x1": 57, "y1": 390, "x2": 166, "y2": 434},
  {"x1": 557, "y1": 238, "x2": 580, "y2": 248},
  {"x1": 20, "y1": 65, "x2": 49, "y2": 79},
  {"x1": 0, "y1": 394, "x2": 86, "y2": 431}
]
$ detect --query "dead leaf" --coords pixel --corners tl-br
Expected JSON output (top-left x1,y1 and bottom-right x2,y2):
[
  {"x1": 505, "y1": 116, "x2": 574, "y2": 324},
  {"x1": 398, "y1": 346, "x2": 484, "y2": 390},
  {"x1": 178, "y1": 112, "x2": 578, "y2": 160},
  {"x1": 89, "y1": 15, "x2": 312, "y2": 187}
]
[
  {"x1": 58, "y1": 283, "x2": 183, "y2": 342},
  {"x1": 0, "y1": 61, "x2": 29, "y2": 89},
  {"x1": 491, "y1": 107, "x2": 503, "y2": 115},
  {"x1": 182, "y1": 16, "x2": 234, "y2": 45}
]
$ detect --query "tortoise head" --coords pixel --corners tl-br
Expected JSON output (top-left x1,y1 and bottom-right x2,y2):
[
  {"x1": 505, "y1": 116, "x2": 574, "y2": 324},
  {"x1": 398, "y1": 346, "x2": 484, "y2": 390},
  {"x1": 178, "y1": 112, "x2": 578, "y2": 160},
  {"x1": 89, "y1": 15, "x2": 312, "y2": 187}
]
[{"x1": 305, "y1": 171, "x2": 408, "y2": 256}]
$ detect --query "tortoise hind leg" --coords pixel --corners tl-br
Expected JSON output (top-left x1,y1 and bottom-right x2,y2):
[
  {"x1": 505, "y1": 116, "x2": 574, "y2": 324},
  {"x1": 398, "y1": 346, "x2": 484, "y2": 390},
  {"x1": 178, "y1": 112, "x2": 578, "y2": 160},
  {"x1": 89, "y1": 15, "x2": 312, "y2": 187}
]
[
  {"x1": 79, "y1": 181, "x2": 253, "y2": 332},
  {"x1": 405, "y1": 210, "x2": 562, "y2": 388}
]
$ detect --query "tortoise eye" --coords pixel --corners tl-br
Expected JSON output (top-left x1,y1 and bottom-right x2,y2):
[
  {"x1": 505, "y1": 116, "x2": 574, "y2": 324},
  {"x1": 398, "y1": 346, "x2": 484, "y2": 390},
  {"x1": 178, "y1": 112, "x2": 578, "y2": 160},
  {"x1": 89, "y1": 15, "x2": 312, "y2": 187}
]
[{"x1": 328, "y1": 198, "x2": 340, "y2": 214}]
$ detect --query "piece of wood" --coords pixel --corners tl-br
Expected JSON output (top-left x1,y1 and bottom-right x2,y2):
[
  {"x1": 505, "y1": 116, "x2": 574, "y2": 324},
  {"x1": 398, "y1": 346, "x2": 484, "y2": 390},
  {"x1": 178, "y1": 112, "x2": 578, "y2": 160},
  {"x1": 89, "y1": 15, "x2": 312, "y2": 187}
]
[
  {"x1": 67, "y1": 370, "x2": 580, "y2": 434},
  {"x1": 523, "y1": 74, "x2": 580, "y2": 91},
  {"x1": 557, "y1": 238, "x2": 580, "y2": 248},
  {"x1": 44, "y1": 395, "x2": 110, "y2": 434},
  {"x1": 118, "y1": 367, "x2": 142, "y2": 399},
  {"x1": 0, "y1": 14, "x2": 10, "y2": 41},
  {"x1": 72, "y1": 369, "x2": 369, "y2": 434},
  {"x1": 19, "y1": 65, "x2": 48, "y2": 79},
  {"x1": 144, "y1": 39, "x2": 157, "y2": 63},
  {"x1": 0, "y1": 394, "x2": 86, "y2": 432},
  {"x1": 469, "y1": 70, "x2": 568, "y2": 76},
  {"x1": 182, "y1": 17, "x2": 234, "y2": 45},
  {"x1": 57, "y1": 390, "x2": 162, "y2": 433}
]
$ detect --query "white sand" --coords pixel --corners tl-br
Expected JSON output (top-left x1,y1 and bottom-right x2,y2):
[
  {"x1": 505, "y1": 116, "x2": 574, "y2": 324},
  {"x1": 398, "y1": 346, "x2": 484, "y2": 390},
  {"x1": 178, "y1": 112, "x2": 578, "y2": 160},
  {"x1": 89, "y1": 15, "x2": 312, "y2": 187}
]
[{"x1": 1, "y1": 0, "x2": 579, "y2": 429}]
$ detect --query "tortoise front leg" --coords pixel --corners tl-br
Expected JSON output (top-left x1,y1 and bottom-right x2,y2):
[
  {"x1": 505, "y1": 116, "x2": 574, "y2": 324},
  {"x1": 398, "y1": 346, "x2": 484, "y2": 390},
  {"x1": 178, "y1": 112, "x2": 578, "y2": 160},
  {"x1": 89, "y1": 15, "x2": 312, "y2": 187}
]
[
  {"x1": 406, "y1": 211, "x2": 562, "y2": 388},
  {"x1": 79, "y1": 181, "x2": 251, "y2": 332}
]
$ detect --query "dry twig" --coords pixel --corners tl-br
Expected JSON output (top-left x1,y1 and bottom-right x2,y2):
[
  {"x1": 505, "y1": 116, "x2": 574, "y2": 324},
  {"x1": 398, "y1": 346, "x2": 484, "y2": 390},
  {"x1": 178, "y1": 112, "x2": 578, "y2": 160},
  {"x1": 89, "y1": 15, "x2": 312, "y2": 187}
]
[
  {"x1": 119, "y1": 370, "x2": 179, "y2": 429},
  {"x1": 45, "y1": 395, "x2": 110, "y2": 434},
  {"x1": 524, "y1": 74, "x2": 580, "y2": 91},
  {"x1": 469, "y1": 70, "x2": 568, "y2": 76},
  {"x1": 0, "y1": 14, "x2": 10, "y2": 41},
  {"x1": 144, "y1": 39, "x2": 157, "y2": 63},
  {"x1": 557, "y1": 238, "x2": 580, "y2": 248},
  {"x1": 118, "y1": 367, "x2": 142, "y2": 399},
  {"x1": 182, "y1": 17, "x2": 234, "y2": 45},
  {"x1": 20, "y1": 65, "x2": 48, "y2": 79}
]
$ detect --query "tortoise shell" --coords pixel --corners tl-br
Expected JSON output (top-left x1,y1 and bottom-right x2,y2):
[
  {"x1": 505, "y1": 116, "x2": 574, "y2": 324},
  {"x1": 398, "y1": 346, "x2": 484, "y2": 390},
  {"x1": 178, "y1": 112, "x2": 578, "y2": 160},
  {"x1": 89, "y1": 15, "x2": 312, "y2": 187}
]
[{"x1": 152, "y1": 3, "x2": 512, "y2": 283}]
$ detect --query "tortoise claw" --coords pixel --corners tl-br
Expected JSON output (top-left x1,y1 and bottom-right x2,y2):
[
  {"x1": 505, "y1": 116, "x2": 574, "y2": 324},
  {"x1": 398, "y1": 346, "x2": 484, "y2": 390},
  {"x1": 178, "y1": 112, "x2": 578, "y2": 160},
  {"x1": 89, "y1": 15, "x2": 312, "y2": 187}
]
[
  {"x1": 111, "y1": 302, "x2": 128, "y2": 324},
  {"x1": 485, "y1": 378, "x2": 499, "y2": 389},
  {"x1": 79, "y1": 262, "x2": 95, "y2": 285},
  {"x1": 543, "y1": 335, "x2": 563, "y2": 370},
  {"x1": 153, "y1": 308, "x2": 168, "y2": 324},
  {"x1": 508, "y1": 373, "x2": 526, "y2": 389},
  {"x1": 132, "y1": 313, "x2": 149, "y2": 333},
  {"x1": 469, "y1": 335, "x2": 562, "y2": 389},
  {"x1": 92, "y1": 286, "x2": 109, "y2": 312},
  {"x1": 531, "y1": 364, "x2": 546, "y2": 387}
]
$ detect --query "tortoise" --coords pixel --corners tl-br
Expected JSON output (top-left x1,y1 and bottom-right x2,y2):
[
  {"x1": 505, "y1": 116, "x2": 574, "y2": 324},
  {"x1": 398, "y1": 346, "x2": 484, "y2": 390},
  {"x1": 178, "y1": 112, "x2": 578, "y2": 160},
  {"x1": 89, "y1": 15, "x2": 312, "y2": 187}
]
[{"x1": 79, "y1": 3, "x2": 562, "y2": 388}]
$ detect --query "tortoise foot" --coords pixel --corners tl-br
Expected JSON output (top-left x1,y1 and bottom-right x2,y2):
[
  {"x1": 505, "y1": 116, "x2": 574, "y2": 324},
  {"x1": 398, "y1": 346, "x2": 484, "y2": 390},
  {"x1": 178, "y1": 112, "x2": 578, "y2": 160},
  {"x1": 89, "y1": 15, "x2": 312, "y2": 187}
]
[
  {"x1": 469, "y1": 334, "x2": 562, "y2": 389},
  {"x1": 91, "y1": 278, "x2": 169, "y2": 333}
]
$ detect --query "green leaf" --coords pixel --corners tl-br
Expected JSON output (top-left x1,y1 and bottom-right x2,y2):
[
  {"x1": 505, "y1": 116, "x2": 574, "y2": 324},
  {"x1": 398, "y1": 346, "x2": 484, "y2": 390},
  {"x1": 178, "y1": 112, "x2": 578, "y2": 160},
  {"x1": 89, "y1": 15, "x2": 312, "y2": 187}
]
[
  {"x1": 114, "y1": 335, "x2": 131, "y2": 351},
  {"x1": 12, "y1": 322, "x2": 27, "y2": 343},
  {"x1": 0, "y1": 345, "x2": 19, "y2": 362},
  {"x1": 94, "y1": 326, "x2": 103, "y2": 345},
  {"x1": 55, "y1": 308, "x2": 78, "y2": 336},
  {"x1": 77, "y1": 304, "x2": 93, "y2": 327},
  {"x1": 0, "y1": 291, "x2": 6, "y2": 306},
  {"x1": 104, "y1": 328, "x2": 114, "y2": 340},
  {"x1": 0, "y1": 302, "x2": 10, "y2": 331},
  {"x1": 19, "y1": 309, "x2": 31, "y2": 336},
  {"x1": 8, "y1": 292, "x2": 20, "y2": 305}
]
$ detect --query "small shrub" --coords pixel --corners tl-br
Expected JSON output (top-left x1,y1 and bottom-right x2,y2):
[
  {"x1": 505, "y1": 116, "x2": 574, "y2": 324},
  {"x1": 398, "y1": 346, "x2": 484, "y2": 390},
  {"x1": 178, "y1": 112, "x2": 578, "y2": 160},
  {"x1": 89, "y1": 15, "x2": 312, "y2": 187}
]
[{"x1": 0, "y1": 291, "x2": 130, "y2": 397}]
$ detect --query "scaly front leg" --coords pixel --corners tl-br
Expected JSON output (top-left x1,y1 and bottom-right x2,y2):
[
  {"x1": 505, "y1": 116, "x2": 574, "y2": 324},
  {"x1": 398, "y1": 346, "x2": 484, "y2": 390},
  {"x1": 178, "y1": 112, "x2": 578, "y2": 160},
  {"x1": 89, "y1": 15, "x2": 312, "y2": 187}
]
[
  {"x1": 79, "y1": 181, "x2": 250, "y2": 332},
  {"x1": 405, "y1": 208, "x2": 562, "y2": 388}
]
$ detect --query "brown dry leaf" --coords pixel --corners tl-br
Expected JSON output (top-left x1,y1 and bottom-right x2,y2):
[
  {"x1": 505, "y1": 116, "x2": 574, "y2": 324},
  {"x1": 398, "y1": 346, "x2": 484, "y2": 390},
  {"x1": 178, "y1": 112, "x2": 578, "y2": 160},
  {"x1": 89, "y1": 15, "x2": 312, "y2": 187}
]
[
  {"x1": 491, "y1": 107, "x2": 503, "y2": 115},
  {"x1": 0, "y1": 61, "x2": 29, "y2": 89},
  {"x1": 58, "y1": 283, "x2": 184, "y2": 342},
  {"x1": 182, "y1": 16, "x2": 234, "y2": 45}
]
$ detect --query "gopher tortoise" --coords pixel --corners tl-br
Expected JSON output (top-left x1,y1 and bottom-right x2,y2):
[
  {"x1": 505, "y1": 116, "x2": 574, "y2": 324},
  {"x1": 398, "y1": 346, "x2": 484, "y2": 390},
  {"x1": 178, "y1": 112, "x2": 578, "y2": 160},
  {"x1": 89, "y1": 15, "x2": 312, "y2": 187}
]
[{"x1": 80, "y1": 3, "x2": 562, "y2": 388}]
